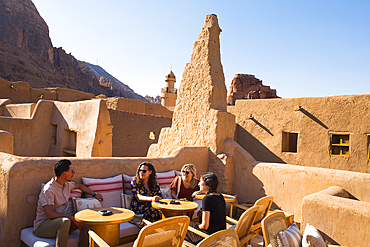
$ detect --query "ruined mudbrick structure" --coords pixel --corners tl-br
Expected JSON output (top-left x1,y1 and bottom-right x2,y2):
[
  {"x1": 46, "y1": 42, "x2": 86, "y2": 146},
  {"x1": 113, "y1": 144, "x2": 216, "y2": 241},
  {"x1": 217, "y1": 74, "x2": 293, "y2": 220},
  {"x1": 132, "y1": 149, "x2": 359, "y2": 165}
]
[
  {"x1": 227, "y1": 74, "x2": 278, "y2": 105},
  {"x1": 1, "y1": 9, "x2": 370, "y2": 247}
]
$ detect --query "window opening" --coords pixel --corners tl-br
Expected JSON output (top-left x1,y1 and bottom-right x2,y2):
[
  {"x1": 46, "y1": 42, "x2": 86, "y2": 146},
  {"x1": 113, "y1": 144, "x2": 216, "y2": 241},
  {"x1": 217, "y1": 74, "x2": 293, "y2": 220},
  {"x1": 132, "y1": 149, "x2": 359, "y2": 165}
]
[
  {"x1": 62, "y1": 129, "x2": 77, "y2": 157},
  {"x1": 282, "y1": 132, "x2": 298, "y2": 153},
  {"x1": 330, "y1": 134, "x2": 350, "y2": 156}
]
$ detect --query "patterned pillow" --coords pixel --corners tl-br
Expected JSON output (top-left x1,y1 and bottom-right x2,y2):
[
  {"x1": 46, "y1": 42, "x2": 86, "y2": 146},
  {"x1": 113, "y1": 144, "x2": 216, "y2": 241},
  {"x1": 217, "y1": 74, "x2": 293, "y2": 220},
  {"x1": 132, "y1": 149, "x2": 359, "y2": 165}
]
[
  {"x1": 66, "y1": 189, "x2": 82, "y2": 215},
  {"x1": 302, "y1": 223, "x2": 327, "y2": 247},
  {"x1": 82, "y1": 175, "x2": 123, "y2": 208},
  {"x1": 121, "y1": 193, "x2": 133, "y2": 209},
  {"x1": 277, "y1": 222, "x2": 302, "y2": 247},
  {"x1": 72, "y1": 197, "x2": 102, "y2": 212}
]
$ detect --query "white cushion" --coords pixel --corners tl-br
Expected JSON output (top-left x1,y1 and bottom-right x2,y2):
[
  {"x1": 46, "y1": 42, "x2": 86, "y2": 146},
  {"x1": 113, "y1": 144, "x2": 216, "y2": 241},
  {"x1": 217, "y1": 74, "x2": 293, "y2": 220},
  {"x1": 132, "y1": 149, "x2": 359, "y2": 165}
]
[
  {"x1": 72, "y1": 198, "x2": 102, "y2": 212},
  {"x1": 21, "y1": 227, "x2": 79, "y2": 247},
  {"x1": 82, "y1": 175, "x2": 123, "y2": 208},
  {"x1": 123, "y1": 174, "x2": 135, "y2": 195},
  {"x1": 277, "y1": 222, "x2": 302, "y2": 247},
  {"x1": 121, "y1": 193, "x2": 133, "y2": 209},
  {"x1": 156, "y1": 170, "x2": 175, "y2": 189},
  {"x1": 120, "y1": 222, "x2": 141, "y2": 238},
  {"x1": 157, "y1": 170, "x2": 176, "y2": 199},
  {"x1": 302, "y1": 223, "x2": 327, "y2": 247}
]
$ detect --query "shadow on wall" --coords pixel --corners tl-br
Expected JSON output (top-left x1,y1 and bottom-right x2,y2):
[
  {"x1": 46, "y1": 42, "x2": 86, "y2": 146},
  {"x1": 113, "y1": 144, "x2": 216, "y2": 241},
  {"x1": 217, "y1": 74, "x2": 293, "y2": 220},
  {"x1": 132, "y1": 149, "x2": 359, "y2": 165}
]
[
  {"x1": 235, "y1": 125, "x2": 285, "y2": 163},
  {"x1": 250, "y1": 118, "x2": 274, "y2": 136},
  {"x1": 299, "y1": 108, "x2": 328, "y2": 129}
]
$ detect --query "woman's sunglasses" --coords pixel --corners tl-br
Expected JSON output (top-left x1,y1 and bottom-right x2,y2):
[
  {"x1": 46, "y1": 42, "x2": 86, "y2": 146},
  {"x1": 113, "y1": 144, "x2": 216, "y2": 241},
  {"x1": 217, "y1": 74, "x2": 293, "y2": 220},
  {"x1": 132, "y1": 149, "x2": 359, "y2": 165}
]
[
  {"x1": 139, "y1": 169, "x2": 148, "y2": 173},
  {"x1": 182, "y1": 171, "x2": 190, "y2": 174}
]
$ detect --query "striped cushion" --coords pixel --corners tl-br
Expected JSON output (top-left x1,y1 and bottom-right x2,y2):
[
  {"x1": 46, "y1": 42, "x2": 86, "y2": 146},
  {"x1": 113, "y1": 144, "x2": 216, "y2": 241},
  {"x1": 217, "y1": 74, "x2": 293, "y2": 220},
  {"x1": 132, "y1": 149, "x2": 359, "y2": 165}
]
[
  {"x1": 277, "y1": 222, "x2": 302, "y2": 247},
  {"x1": 156, "y1": 170, "x2": 176, "y2": 190},
  {"x1": 82, "y1": 174, "x2": 123, "y2": 208},
  {"x1": 123, "y1": 174, "x2": 135, "y2": 195}
]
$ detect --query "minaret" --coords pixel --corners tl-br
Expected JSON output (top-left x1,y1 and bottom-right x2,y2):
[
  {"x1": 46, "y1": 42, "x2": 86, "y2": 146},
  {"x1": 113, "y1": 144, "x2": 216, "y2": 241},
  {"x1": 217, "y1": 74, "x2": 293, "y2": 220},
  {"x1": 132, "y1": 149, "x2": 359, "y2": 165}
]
[{"x1": 160, "y1": 70, "x2": 177, "y2": 111}]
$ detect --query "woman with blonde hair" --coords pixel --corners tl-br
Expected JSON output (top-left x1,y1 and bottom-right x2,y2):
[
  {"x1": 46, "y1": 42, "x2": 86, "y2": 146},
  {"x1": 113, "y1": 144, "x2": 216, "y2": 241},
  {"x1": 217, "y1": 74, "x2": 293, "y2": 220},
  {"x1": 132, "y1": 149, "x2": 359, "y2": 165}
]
[{"x1": 170, "y1": 164, "x2": 200, "y2": 201}]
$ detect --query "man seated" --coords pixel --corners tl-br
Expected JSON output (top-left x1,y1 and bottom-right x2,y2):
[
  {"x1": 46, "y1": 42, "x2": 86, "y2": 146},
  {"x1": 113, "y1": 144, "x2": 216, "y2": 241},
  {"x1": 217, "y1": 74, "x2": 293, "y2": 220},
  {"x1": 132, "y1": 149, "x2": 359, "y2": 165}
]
[{"x1": 33, "y1": 159, "x2": 103, "y2": 247}]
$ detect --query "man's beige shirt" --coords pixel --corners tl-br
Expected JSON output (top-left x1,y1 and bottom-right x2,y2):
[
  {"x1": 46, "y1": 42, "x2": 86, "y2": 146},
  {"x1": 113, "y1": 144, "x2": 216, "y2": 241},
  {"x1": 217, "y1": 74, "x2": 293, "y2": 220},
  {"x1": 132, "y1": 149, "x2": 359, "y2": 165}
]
[{"x1": 34, "y1": 177, "x2": 75, "y2": 230}]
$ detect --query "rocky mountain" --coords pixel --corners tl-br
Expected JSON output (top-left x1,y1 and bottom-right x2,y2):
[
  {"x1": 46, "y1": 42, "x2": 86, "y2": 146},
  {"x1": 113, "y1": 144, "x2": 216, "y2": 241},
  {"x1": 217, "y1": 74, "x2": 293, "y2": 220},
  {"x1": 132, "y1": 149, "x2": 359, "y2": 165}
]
[
  {"x1": 86, "y1": 63, "x2": 149, "y2": 101},
  {"x1": 0, "y1": 0, "x2": 157, "y2": 102}
]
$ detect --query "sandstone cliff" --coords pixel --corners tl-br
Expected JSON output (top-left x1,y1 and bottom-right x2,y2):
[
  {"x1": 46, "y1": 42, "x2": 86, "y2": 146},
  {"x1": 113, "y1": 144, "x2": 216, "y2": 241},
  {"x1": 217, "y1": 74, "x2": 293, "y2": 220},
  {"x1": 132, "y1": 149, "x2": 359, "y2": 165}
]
[
  {"x1": 227, "y1": 74, "x2": 279, "y2": 105},
  {"x1": 0, "y1": 0, "x2": 152, "y2": 101}
]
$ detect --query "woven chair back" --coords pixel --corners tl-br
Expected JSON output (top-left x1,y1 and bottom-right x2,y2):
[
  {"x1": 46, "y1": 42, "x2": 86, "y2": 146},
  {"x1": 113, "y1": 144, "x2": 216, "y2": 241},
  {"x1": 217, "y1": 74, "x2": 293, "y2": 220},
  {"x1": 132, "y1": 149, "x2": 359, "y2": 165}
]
[
  {"x1": 261, "y1": 211, "x2": 288, "y2": 247},
  {"x1": 134, "y1": 216, "x2": 190, "y2": 247},
  {"x1": 197, "y1": 229, "x2": 241, "y2": 247},
  {"x1": 234, "y1": 205, "x2": 259, "y2": 239},
  {"x1": 254, "y1": 196, "x2": 274, "y2": 223}
]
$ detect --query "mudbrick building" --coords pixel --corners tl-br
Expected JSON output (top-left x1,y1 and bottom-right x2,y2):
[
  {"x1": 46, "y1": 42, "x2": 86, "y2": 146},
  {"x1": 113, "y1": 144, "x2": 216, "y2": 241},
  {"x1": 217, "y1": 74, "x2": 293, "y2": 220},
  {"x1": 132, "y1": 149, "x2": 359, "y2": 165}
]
[{"x1": 0, "y1": 13, "x2": 369, "y2": 247}]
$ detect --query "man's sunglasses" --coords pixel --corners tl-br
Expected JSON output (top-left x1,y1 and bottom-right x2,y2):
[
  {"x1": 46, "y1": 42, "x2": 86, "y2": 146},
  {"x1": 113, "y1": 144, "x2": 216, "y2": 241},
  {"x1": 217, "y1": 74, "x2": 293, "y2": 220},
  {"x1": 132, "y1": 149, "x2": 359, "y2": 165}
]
[
  {"x1": 67, "y1": 169, "x2": 75, "y2": 175},
  {"x1": 139, "y1": 169, "x2": 148, "y2": 173},
  {"x1": 182, "y1": 171, "x2": 190, "y2": 174}
]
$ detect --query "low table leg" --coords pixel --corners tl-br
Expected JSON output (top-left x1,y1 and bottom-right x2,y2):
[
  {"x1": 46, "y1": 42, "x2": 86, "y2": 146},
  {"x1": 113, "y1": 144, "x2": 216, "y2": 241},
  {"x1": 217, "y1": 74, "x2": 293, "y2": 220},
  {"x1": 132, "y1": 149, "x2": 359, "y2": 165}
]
[{"x1": 90, "y1": 223, "x2": 120, "y2": 246}]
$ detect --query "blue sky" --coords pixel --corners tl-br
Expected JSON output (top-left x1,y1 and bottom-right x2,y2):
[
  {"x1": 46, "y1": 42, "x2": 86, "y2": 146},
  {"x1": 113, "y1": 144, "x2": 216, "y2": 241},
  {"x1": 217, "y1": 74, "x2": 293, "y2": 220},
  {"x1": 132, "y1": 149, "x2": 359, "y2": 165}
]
[{"x1": 32, "y1": 0, "x2": 370, "y2": 98}]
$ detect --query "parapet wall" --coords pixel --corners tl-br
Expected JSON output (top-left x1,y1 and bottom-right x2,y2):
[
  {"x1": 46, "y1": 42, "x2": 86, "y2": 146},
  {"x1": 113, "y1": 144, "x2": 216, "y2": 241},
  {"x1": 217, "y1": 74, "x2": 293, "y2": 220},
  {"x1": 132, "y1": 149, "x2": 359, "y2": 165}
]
[
  {"x1": 302, "y1": 187, "x2": 370, "y2": 246},
  {"x1": 223, "y1": 139, "x2": 369, "y2": 246},
  {"x1": 0, "y1": 78, "x2": 94, "y2": 103},
  {"x1": 241, "y1": 162, "x2": 370, "y2": 221},
  {"x1": 106, "y1": 97, "x2": 173, "y2": 118},
  {"x1": 0, "y1": 146, "x2": 209, "y2": 246}
]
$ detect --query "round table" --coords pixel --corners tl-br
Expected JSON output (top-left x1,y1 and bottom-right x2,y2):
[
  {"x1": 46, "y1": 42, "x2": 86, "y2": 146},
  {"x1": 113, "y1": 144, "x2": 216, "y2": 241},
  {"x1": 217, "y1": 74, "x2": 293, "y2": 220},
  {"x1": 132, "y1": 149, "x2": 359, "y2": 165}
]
[
  {"x1": 75, "y1": 207, "x2": 135, "y2": 246},
  {"x1": 195, "y1": 193, "x2": 236, "y2": 203},
  {"x1": 152, "y1": 199, "x2": 199, "y2": 218}
]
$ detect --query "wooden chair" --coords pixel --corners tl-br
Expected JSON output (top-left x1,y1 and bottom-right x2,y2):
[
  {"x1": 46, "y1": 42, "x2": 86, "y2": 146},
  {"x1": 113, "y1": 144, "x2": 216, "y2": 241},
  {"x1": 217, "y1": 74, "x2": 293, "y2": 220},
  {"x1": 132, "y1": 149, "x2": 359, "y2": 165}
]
[
  {"x1": 261, "y1": 211, "x2": 288, "y2": 247},
  {"x1": 226, "y1": 205, "x2": 259, "y2": 246},
  {"x1": 197, "y1": 229, "x2": 241, "y2": 247},
  {"x1": 89, "y1": 216, "x2": 190, "y2": 247},
  {"x1": 185, "y1": 206, "x2": 259, "y2": 247},
  {"x1": 89, "y1": 230, "x2": 110, "y2": 247},
  {"x1": 261, "y1": 212, "x2": 345, "y2": 247},
  {"x1": 231, "y1": 196, "x2": 274, "y2": 241}
]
